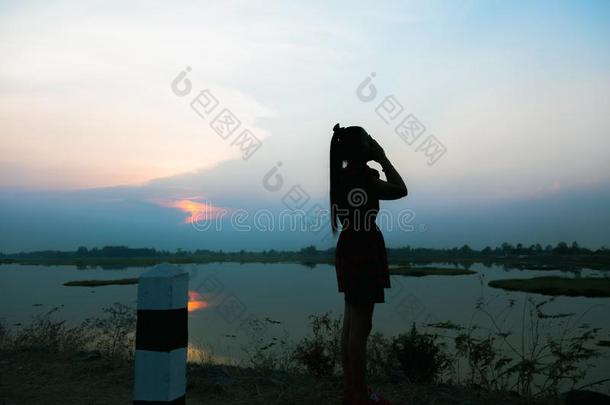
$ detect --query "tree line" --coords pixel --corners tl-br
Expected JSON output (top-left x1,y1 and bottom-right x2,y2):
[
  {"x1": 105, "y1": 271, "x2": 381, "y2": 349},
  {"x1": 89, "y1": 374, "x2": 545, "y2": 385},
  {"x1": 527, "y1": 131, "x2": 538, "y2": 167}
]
[{"x1": 1, "y1": 241, "x2": 608, "y2": 260}]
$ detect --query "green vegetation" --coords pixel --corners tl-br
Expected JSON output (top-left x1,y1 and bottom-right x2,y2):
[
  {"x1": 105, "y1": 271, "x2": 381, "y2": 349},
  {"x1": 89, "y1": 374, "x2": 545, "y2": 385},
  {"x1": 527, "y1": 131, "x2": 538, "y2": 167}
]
[
  {"x1": 0, "y1": 304, "x2": 136, "y2": 359},
  {"x1": 63, "y1": 278, "x2": 138, "y2": 287},
  {"x1": 488, "y1": 276, "x2": 610, "y2": 297},
  {"x1": 1, "y1": 241, "x2": 610, "y2": 270},
  {"x1": 1, "y1": 298, "x2": 604, "y2": 403},
  {"x1": 390, "y1": 266, "x2": 476, "y2": 277}
]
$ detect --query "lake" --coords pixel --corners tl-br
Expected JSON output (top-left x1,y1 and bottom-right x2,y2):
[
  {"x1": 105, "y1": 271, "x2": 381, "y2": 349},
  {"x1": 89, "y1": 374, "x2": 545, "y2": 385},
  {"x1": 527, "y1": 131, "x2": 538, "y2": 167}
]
[{"x1": 1, "y1": 262, "x2": 609, "y2": 388}]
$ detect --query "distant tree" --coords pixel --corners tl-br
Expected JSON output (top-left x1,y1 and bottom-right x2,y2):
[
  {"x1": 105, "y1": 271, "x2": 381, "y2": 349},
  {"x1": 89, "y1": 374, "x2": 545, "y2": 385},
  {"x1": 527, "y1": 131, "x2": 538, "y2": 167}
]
[
  {"x1": 458, "y1": 245, "x2": 472, "y2": 255},
  {"x1": 300, "y1": 245, "x2": 318, "y2": 256},
  {"x1": 76, "y1": 246, "x2": 88, "y2": 256},
  {"x1": 553, "y1": 241, "x2": 569, "y2": 254}
]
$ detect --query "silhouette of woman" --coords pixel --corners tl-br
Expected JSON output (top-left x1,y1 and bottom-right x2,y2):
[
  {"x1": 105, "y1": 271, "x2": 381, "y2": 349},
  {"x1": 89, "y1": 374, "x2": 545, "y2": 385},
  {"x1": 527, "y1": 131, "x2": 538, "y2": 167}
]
[{"x1": 330, "y1": 124, "x2": 408, "y2": 405}]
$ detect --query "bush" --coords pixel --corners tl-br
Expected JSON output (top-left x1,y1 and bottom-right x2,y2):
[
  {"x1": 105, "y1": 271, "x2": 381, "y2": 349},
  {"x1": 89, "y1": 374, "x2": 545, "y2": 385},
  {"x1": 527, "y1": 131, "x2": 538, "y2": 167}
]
[
  {"x1": 366, "y1": 332, "x2": 394, "y2": 380},
  {"x1": 454, "y1": 331, "x2": 507, "y2": 388},
  {"x1": 10, "y1": 307, "x2": 91, "y2": 353},
  {"x1": 390, "y1": 323, "x2": 450, "y2": 384},
  {"x1": 436, "y1": 297, "x2": 602, "y2": 396},
  {"x1": 0, "y1": 320, "x2": 11, "y2": 350},
  {"x1": 292, "y1": 313, "x2": 341, "y2": 377},
  {"x1": 82, "y1": 302, "x2": 136, "y2": 359}
]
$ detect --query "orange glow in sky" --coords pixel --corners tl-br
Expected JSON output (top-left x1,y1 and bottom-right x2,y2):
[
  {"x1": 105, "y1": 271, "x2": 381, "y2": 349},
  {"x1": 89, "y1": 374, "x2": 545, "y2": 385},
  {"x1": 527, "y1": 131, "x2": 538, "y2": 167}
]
[{"x1": 156, "y1": 198, "x2": 227, "y2": 224}]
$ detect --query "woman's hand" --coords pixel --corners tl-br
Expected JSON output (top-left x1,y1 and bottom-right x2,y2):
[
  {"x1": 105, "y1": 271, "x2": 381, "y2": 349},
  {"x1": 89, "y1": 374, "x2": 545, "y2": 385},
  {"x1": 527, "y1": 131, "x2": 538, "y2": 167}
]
[
  {"x1": 369, "y1": 137, "x2": 387, "y2": 164},
  {"x1": 366, "y1": 136, "x2": 408, "y2": 199}
]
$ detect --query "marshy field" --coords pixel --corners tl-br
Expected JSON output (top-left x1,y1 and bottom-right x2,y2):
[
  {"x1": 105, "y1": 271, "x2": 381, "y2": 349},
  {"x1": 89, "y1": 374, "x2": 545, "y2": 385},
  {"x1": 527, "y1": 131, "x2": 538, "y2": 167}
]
[{"x1": 1, "y1": 244, "x2": 609, "y2": 404}]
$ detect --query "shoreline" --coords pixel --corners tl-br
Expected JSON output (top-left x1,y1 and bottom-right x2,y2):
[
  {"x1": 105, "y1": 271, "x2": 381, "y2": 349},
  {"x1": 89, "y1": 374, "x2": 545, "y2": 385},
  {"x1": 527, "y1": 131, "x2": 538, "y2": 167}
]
[
  {"x1": 2, "y1": 255, "x2": 609, "y2": 271},
  {"x1": 0, "y1": 349, "x2": 580, "y2": 405}
]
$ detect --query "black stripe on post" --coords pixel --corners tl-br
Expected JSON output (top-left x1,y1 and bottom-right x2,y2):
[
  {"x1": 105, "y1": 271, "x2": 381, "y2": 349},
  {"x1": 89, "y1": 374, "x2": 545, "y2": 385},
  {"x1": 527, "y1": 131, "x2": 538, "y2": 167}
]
[
  {"x1": 135, "y1": 308, "x2": 188, "y2": 352},
  {"x1": 133, "y1": 395, "x2": 185, "y2": 405}
]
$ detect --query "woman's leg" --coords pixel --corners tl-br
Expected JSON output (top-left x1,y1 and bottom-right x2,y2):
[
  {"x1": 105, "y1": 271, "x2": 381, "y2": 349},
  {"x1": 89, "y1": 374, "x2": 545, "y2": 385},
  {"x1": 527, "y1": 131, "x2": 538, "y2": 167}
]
[
  {"x1": 341, "y1": 301, "x2": 352, "y2": 390},
  {"x1": 341, "y1": 300, "x2": 353, "y2": 392},
  {"x1": 348, "y1": 301, "x2": 375, "y2": 400}
]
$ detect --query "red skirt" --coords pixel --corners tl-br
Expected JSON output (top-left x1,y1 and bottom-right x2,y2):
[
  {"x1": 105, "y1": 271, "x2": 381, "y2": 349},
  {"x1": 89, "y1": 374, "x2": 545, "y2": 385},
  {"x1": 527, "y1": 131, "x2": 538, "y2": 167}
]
[{"x1": 335, "y1": 228, "x2": 391, "y2": 304}]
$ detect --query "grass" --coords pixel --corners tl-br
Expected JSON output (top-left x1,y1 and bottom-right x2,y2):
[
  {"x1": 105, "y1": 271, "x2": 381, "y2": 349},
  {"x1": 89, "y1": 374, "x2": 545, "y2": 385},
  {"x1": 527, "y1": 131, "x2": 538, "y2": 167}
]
[
  {"x1": 0, "y1": 310, "x2": 555, "y2": 405},
  {"x1": 488, "y1": 276, "x2": 610, "y2": 297},
  {"x1": 1, "y1": 302, "x2": 603, "y2": 404},
  {"x1": 390, "y1": 266, "x2": 476, "y2": 277},
  {"x1": 63, "y1": 278, "x2": 138, "y2": 287},
  {"x1": 597, "y1": 340, "x2": 610, "y2": 348},
  {"x1": 0, "y1": 350, "x2": 553, "y2": 405}
]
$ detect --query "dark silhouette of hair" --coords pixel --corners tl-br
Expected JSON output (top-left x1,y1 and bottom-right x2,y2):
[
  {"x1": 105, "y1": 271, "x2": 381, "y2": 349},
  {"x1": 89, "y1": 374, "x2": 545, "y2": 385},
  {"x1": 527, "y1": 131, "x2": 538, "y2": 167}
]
[{"x1": 329, "y1": 123, "x2": 369, "y2": 234}]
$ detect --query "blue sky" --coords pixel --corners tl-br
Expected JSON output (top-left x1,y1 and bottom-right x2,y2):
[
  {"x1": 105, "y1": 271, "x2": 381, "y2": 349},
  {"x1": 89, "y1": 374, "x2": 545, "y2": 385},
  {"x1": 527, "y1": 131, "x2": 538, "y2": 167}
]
[{"x1": 1, "y1": 0, "x2": 609, "y2": 251}]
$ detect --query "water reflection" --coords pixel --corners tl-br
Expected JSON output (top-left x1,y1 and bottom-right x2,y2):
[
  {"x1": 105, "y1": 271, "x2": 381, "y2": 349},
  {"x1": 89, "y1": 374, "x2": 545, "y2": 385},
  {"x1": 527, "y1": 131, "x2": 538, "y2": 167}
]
[{"x1": 187, "y1": 291, "x2": 210, "y2": 313}]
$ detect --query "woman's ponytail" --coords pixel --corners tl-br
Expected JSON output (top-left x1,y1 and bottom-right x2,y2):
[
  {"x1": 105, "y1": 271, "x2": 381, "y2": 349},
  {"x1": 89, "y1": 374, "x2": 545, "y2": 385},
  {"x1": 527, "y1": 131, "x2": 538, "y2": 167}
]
[{"x1": 330, "y1": 124, "x2": 344, "y2": 234}]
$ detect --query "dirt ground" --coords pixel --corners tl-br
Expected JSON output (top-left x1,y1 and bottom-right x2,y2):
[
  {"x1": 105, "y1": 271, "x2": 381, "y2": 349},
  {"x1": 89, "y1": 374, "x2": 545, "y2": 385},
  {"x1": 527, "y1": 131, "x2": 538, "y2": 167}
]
[{"x1": 0, "y1": 350, "x2": 564, "y2": 405}]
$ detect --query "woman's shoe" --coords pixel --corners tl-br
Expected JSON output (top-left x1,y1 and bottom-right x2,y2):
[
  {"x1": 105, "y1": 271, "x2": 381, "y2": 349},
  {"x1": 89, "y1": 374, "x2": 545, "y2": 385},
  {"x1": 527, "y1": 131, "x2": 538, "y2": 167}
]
[
  {"x1": 348, "y1": 389, "x2": 390, "y2": 405},
  {"x1": 343, "y1": 388, "x2": 352, "y2": 405},
  {"x1": 367, "y1": 387, "x2": 390, "y2": 405}
]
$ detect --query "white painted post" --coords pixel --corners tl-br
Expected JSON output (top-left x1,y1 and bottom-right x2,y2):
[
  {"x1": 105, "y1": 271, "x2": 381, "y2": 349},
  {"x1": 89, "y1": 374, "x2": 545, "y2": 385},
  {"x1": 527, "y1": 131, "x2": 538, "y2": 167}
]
[{"x1": 133, "y1": 264, "x2": 188, "y2": 405}]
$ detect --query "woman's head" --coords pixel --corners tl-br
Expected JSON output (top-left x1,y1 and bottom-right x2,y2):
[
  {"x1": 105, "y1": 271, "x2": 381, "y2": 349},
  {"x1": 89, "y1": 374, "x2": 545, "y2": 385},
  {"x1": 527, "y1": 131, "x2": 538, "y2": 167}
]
[
  {"x1": 329, "y1": 123, "x2": 372, "y2": 233},
  {"x1": 330, "y1": 123, "x2": 372, "y2": 166}
]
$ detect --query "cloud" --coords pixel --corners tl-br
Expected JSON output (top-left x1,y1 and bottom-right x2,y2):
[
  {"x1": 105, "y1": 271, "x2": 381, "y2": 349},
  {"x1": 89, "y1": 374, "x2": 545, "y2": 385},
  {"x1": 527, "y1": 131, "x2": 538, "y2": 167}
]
[{"x1": 0, "y1": 0, "x2": 345, "y2": 189}]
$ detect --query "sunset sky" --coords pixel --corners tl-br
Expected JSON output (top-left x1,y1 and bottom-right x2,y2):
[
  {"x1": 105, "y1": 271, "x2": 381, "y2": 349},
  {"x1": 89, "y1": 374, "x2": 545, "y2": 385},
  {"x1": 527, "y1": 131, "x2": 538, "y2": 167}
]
[{"x1": 1, "y1": 0, "x2": 609, "y2": 251}]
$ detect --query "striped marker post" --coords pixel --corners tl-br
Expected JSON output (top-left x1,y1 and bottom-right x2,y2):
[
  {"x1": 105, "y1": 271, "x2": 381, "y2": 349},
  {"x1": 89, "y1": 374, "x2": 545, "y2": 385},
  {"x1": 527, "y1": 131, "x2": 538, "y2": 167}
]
[{"x1": 133, "y1": 264, "x2": 188, "y2": 405}]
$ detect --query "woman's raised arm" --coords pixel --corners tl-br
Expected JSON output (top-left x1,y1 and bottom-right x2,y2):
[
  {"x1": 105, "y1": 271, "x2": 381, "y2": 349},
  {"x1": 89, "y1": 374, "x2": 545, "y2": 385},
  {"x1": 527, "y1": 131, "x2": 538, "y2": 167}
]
[{"x1": 368, "y1": 139, "x2": 408, "y2": 200}]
